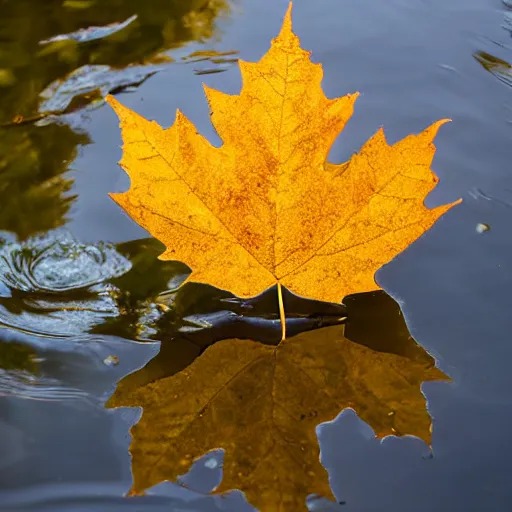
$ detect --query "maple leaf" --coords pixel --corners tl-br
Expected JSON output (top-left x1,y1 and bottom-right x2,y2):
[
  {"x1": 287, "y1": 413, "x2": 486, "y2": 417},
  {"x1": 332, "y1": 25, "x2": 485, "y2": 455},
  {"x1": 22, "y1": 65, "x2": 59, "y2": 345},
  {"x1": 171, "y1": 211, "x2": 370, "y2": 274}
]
[
  {"x1": 107, "y1": 308, "x2": 448, "y2": 511},
  {"x1": 105, "y1": 2, "x2": 458, "y2": 510},
  {"x1": 106, "y1": 3, "x2": 460, "y2": 309}
]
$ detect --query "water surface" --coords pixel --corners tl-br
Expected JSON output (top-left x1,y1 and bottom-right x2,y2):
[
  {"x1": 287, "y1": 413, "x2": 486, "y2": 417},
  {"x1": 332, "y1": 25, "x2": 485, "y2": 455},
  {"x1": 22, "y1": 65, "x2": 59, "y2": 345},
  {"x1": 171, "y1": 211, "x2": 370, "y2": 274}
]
[{"x1": 1, "y1": 0, "x2": 512, "y2": 510}]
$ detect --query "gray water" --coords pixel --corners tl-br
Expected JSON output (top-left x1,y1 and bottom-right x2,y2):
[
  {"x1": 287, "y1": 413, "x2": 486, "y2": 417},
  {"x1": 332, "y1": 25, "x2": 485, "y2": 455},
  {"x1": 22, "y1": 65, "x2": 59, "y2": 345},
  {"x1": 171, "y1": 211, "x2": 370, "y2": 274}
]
[{"x1": 1, "y1": 0, "x2": 512, "y2": 510}]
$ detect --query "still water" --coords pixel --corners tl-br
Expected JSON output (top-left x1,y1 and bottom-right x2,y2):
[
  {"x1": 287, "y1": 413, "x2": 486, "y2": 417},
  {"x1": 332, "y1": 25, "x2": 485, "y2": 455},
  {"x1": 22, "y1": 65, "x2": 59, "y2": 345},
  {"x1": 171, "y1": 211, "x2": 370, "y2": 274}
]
[{"x1": 1, "y1": 0, "x2": 512, "y2": 510}]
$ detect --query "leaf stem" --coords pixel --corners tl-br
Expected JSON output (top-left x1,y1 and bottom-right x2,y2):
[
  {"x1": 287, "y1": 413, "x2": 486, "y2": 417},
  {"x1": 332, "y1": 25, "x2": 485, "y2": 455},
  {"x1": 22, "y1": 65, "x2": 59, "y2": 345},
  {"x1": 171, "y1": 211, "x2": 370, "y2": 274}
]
[{"x1": 277, "y1": 282, "x2": 286, "y2": 341}]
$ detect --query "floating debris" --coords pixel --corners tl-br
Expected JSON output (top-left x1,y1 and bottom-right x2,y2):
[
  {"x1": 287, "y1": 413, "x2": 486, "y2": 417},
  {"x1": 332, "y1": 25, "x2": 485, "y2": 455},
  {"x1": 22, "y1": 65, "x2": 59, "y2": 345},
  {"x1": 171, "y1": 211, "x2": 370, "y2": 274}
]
[
  {"x1": 103, "y1": 355, "x2": 120, "y2": 367},
  {"x1": 474, "y1": 51, "x2": 512, "y2": 88},
  {"x1": 476, "y1": 223, "x2": 491, "y2": 233}
]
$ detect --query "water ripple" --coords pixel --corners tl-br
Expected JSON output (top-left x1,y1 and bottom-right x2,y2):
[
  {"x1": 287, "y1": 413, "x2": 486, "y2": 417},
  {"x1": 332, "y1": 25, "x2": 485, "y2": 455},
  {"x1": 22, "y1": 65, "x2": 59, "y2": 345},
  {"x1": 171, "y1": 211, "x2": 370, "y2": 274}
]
[
  {"x1": 0, "y1": 232, "x2": 130, "y2": 336},
  {"x1": 0, "y1": 231, "x2": 188, "y2": 339},
  {"x1": 0, "y1": 370, "x2": 92, "y2": 402}
]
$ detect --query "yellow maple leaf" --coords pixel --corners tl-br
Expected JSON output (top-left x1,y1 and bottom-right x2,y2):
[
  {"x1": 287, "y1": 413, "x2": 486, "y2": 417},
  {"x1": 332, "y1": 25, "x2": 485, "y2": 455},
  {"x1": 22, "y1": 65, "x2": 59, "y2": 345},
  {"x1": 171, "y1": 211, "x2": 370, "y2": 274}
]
[
  {"x1": 105, "y1": 3, "x2": 458, "y2": 510},
  {"x1": 107, "y1": 305, "x2": 448, "y2": 511},
  {"x1": 106, "y1": 3, "x2": 460, "y2": 317}
]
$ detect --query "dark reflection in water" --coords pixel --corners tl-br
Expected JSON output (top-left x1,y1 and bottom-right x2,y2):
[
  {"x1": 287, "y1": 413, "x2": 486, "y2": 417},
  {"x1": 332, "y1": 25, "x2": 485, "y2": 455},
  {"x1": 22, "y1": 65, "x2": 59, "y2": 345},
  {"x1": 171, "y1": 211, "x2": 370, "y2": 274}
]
[
  {"x1": 474, "y1": 51, "x2": 512, "y2": 88},
  {"x1": 0, "y1": 0, "x2": 233, "y2": 241},
  {"x1": 106, "y1": 290, "x2": 443, "y2": 511},
  {"x1": 0, "y1": 340, "x2": 37, "y2": 374},
  {"x1": 473, "y1": 2, "x2": 512, "y2": 89},
  {"x1": 111, "y1": 288, "x2": 438, "y2": 415},
  {"x1": 0, "y1": 124, "x2": 89, "y2": 239},
  {"x1": 0, "y1": 340, "x2": 46, "y2": 400},
  {"x1": 0, "y1": 0, "x2": 231, "y2": 123}
]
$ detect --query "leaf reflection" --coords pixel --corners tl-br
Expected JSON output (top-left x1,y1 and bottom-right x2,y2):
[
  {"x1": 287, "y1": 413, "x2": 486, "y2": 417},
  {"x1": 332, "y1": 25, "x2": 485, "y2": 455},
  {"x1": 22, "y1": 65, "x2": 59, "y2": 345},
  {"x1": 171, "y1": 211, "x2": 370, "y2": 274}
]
[
  {"x1": 0, "y1": 230, "x2": 449, "y2": 510},
  {"x1": 107, "y1": 291, "x2": 448, "y2": 511}
]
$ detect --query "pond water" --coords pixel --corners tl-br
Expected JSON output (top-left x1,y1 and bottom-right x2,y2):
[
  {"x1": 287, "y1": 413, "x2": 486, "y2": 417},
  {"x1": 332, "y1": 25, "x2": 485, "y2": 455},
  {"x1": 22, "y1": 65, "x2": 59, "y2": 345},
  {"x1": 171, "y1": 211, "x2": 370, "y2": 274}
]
[{"x1": 1, "y1": 0, "x2": 512, "y2": 510}]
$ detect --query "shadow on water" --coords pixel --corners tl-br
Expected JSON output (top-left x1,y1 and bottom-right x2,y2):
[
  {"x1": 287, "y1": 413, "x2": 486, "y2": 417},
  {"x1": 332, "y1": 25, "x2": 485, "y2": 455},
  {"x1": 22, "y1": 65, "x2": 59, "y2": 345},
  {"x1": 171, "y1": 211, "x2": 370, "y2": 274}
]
[{"x1": 114, "y1": 285, "x2": 436, "y2": 394}]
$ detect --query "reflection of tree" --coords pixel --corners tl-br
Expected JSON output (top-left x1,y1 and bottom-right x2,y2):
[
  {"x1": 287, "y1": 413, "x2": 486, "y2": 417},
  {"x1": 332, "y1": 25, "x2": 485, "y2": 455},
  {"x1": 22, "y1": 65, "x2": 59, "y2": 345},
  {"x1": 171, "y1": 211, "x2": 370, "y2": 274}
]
[
  {"x1": 0, "y1": 124, "x2": 89, "y2": 238},
  {"x1": 0, "y1": 341, "x2": 37, "y2": 374},
  {"x1": 0, "y1": 0, "x2": 229, "y2": 122},
  {"x1": 0, "y1": 0, "x2": 229, "y2": 239}
]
